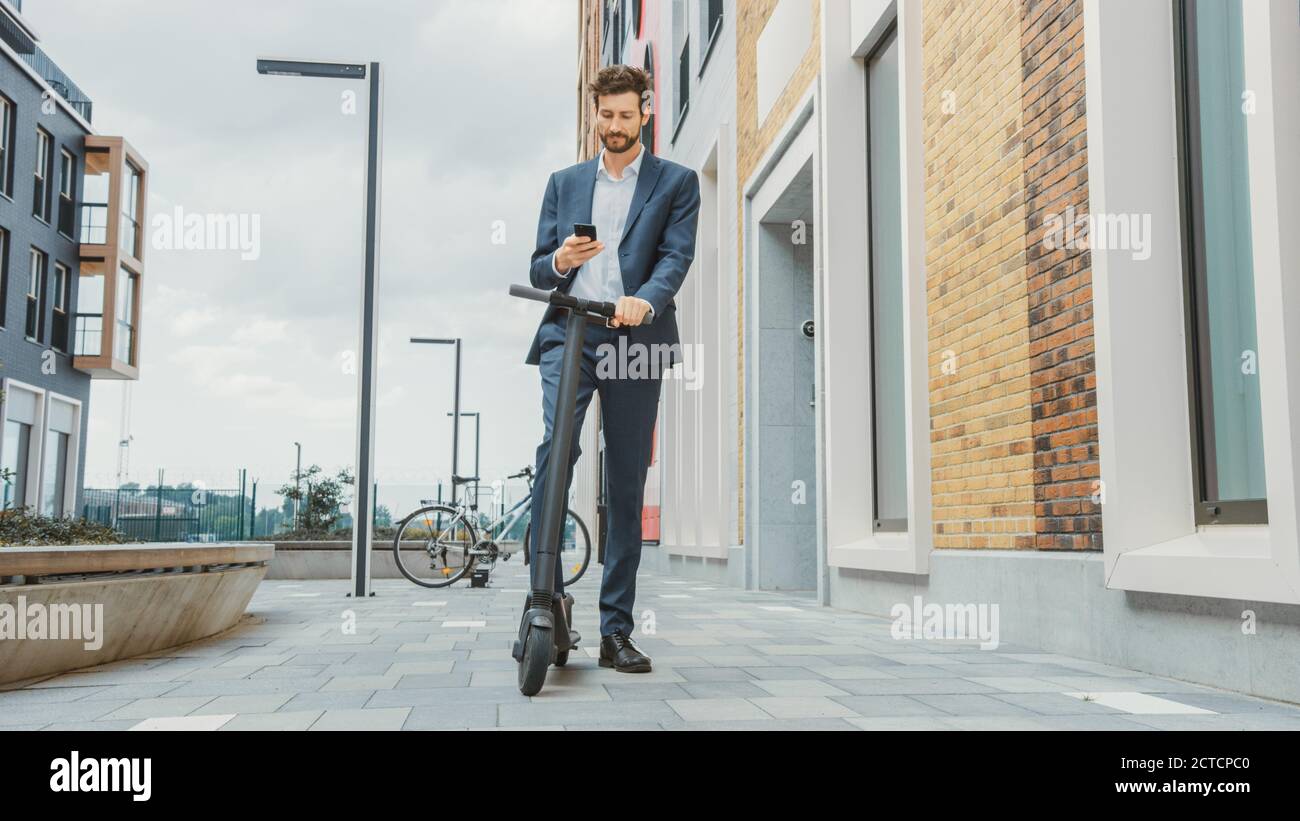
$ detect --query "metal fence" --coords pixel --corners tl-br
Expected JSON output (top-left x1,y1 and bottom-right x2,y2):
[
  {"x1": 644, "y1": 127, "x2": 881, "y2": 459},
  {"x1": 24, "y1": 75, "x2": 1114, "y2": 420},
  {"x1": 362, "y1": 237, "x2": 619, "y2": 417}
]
[
  {"x1": 79, "y1": 479, "x2": 538, "y2": 543},
  {"x1": 81, "y1": 486, "x2": 259, "y2": 543}
]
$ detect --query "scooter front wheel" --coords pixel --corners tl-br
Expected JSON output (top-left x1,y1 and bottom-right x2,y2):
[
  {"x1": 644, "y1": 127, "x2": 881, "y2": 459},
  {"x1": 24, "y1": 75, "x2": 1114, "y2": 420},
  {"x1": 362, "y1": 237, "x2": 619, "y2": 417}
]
[{"x1": 518, "y1": 628, "x2": 551, "y2": 695}]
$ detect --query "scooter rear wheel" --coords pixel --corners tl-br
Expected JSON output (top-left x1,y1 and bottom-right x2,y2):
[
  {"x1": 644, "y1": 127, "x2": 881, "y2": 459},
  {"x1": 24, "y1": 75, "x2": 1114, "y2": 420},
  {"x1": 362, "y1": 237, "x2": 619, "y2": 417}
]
[{"x1": 518, "y1": 628, "x2": 551, "y2": 695}]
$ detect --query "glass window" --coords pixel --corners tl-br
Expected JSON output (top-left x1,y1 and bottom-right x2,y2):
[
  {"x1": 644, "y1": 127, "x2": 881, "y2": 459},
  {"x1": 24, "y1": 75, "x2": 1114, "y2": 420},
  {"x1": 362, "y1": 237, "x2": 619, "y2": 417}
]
[
  {"x1": 33, "y1": 129, "x2": 51, "y2": 221},
  {"x1": 120, "y1": 161, "x2": 142, "y2": 257},
  {"x1": 867, "y1": 25, "x2": 907, "y2": 531},
  {"x1": 80, "y1": 149, "x2": 110, "y2": 244},
  {"x1": 26, "y1": 248, "x2": 45, "y2": 341},
  {"x1": 1179, "y1": 0, "x2": 1266, "y2": 523},
  {"x1": 114, "y1": 267, "x2": 136, "y2": 364},
  {"x1": 52, "y1": 263, "x2": 69, "y2": 353},
  {"x1": 677, "y1": 35, "x2": 690, "y2": 121},
  {"x1": 2, "y1": 419, "x2": 31, "y2": 510},
  {"x1": 75, "y1": 272, "x2": 104, "y2": 356},
  {"x1": 57, "y1": 150, "x2": 75, "y2": 237},
  {"x1": 0, "y1": 96, "x2": 12, "y2": 197},
  {"x1": 41, "y1": 429, "x2": 69, "y2": 516},
  {"x1": 0, "y1": 227, "x2": 8, "y2": 329}
]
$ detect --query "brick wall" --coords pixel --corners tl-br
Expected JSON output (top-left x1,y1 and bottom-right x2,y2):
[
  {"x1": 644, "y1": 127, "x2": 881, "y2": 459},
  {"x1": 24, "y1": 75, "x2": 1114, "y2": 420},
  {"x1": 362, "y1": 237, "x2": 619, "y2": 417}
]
[
  {"x1": 923, "y1": 0, "x2": 1037, "y2": 549},
  {"x1": 1020, "y1": 0, "x2": 1099, "y2": 549},
  {"x1": 921, "y1": 0, "x2": 1097, "y2": 551}
]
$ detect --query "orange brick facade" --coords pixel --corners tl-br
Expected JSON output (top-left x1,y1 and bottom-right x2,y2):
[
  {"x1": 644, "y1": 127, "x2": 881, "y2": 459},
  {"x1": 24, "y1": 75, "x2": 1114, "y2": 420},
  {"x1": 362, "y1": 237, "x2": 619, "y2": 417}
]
[
  {"x1": 1020, "y1": 0, "x2": 1099, "y2": 549},
  {"x1": 922, "y1": 0, "x2": 1096, "y2": 550}
]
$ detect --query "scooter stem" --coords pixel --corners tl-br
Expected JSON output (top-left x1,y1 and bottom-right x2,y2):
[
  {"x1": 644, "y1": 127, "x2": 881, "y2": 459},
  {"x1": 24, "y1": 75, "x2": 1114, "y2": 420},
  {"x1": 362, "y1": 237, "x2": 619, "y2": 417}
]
[{"x1": 530, "y1": 308, "x2": 589, "y2": 603}]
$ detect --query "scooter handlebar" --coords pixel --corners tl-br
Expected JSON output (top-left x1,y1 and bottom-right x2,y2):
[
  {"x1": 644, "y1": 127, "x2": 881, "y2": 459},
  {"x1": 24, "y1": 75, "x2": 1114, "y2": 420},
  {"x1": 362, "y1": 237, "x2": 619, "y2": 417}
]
[
  {"x1": 509, "y1": 283, "x2": 653, "y2": 325},
  {"x1": 508, "y1": 284, "x2": 552, "y2": 303}
]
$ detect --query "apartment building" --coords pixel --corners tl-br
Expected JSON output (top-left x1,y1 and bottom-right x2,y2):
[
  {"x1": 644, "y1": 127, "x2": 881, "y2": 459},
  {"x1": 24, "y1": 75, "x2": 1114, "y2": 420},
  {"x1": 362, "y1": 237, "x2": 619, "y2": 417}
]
[
  {"x1": 574, "y1": 0, "x2": 1299, "y2": 702},
  {"x1": 0, "y1": 0, "x2": 147, "y2": 517}
]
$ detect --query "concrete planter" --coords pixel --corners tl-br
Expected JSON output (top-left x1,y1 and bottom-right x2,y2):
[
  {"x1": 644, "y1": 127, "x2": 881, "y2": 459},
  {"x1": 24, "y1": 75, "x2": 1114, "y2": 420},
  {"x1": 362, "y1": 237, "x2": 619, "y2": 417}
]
[
  {"x1": 0, "y1": 542, "x2": 272, "y2": 686},
  {"x1": 263, "y1": 540, "x2": 476, "y2": 580}
]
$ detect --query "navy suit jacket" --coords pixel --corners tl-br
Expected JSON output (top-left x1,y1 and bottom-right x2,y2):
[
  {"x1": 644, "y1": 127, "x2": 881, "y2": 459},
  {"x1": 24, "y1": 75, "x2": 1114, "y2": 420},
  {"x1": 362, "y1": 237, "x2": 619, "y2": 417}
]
[{"x1": 525, "y1": 147, "x2": 701, "y2": 366}]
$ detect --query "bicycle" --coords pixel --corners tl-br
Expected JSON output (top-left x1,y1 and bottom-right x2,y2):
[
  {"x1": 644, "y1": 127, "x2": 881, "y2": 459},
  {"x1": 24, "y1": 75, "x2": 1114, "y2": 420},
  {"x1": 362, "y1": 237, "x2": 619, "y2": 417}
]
[{"x1": 390, "y1": 465, "x2": 592, "y2": 589}]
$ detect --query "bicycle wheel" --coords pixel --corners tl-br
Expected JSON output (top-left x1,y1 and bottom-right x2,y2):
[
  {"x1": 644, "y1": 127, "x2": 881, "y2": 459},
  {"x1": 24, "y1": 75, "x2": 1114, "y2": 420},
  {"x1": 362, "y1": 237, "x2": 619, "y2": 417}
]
[
  {"x1": 523, "y1": 508, "x2": 592, "y2": 587},
  {"x1": 393, "y1": 504, "x2": 479, "y2": 588}
]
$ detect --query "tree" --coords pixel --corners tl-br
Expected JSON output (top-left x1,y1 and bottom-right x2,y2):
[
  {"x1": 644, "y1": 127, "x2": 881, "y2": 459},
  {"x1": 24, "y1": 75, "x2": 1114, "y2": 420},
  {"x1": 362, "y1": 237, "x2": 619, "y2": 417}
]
[{"x1": 275, "y1": 465, "x2": 354, "y2": 535}]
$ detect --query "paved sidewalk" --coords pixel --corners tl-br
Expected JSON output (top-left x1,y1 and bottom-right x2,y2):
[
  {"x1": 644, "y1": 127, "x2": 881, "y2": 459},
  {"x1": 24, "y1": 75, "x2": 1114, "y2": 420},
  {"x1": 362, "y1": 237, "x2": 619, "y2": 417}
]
[{"x1": 4, "y1": 568, "x2": 1300, "y2": 730}]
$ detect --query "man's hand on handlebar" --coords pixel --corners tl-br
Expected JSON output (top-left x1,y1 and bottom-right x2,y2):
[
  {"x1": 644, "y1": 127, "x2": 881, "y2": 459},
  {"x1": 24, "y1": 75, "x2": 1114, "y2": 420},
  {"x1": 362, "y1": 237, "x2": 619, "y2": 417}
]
[
  {"x1": 610, "y1": 295, "x2": 652, "y2": 328},
  {"x1": 554, "y1": 234, "x2": 604, "y2": 274}
]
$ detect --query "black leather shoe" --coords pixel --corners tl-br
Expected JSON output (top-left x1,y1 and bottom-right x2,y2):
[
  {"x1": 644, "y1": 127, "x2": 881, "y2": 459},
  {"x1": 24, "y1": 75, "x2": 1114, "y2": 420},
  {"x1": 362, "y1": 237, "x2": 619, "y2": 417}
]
[{"x1": 599, "y1": 629, "x2": 652, "y2": 673}]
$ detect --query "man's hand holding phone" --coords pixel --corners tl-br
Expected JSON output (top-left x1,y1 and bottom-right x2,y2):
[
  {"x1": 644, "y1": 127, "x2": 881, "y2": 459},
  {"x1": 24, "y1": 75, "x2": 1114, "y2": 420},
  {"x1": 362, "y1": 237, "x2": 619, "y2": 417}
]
[{"x1": 553, "y1": 225, "x2": 604, "y2": 275}]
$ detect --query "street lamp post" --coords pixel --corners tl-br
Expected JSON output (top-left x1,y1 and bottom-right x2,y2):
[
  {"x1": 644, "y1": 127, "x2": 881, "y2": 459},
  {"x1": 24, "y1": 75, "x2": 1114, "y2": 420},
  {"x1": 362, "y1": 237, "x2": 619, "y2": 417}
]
[
  {"x1": 258, "y1": 57, "x2": 383, "y2": 599},
  {"x1": 411, "y1": 337, "x2": 464, "y2": 504},
  {"x1": 292, "y1": 441, "x2": 302, "y2": 531},
  {"x1": 447, "y1": 411, "x2": 480, "y2": 501}
]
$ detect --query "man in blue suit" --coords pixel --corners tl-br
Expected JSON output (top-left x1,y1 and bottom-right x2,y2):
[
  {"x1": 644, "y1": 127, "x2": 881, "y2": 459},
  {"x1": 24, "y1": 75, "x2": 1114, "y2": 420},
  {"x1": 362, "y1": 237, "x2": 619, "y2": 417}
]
[{"x1": 525, "y1": 64, "x2": 700, "y2": 673}]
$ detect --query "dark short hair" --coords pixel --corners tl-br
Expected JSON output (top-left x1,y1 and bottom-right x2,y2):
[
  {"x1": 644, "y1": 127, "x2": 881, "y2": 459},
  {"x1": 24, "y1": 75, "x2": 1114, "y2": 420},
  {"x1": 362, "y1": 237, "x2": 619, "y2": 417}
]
[{"x1": 589, "y1": 64, "x2": 652, "y2": 112}]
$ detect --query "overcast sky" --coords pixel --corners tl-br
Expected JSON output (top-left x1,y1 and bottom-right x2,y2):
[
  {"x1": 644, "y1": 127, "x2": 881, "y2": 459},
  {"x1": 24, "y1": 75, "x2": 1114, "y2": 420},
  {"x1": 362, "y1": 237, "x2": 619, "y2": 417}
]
[{"x1": 29, "y1": 0, "x2": 580, "y2": 512}]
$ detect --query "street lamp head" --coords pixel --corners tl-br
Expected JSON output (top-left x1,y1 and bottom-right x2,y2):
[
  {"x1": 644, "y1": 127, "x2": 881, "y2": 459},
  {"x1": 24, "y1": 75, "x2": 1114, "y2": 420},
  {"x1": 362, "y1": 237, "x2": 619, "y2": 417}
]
[{"x1": 256, "y1": 58, "x2": 367, "y2": 79}]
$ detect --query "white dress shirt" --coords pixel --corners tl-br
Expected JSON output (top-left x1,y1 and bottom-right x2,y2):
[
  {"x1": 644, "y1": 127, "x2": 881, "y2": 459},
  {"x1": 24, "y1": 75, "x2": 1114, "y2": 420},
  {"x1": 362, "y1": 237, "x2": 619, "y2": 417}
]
[{"x1": 551, "y1": 144, "x2": 653, "y2": 319}]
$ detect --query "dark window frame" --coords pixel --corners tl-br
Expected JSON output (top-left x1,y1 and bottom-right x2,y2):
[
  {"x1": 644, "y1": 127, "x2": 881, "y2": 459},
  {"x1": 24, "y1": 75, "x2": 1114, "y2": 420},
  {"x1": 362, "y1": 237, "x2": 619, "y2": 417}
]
[
  {"x1": 642, "y1": 44, "x2": 656, "y2": 153},
  {"x1": 1172, "y1": 0, "x2": 1267, "y2": 526},
  {"x1": 0, "y1": 226, "x2": 8, "y2": 330},
  {"x1": 25, "y1": 246, "x2": 47, "y2": 342},
  {"x1": 699, "y1": 0, "x2": 724, "y2": 77},
  {"x1": 672, "y1": 33, "x2": 690, "y2": 144},
  {"x1": 57, "y1": 148, "x2": 76, "y2": 239},
  {"x1": 120, "y1": 160, "x2": 142, "y2": 258},
  {"x1": 0, "y1": 94, "x2": 14, "y2": 199},
  {"x1": 864, "y1": 20, "x2": 907, "y2": 533},
  {"x1": 33, "y1": 127, "x2": 53, "y2": 223},
  {"x1": 51, "y1": 260, "x2": 70, "y2": 354}
]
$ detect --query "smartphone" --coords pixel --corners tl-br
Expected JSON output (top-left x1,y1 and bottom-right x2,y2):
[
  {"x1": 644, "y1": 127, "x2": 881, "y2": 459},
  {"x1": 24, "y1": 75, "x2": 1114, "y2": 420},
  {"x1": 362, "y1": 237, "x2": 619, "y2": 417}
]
[{"x1": 574, "y1": 223, "x2": 598, "y2": 242}]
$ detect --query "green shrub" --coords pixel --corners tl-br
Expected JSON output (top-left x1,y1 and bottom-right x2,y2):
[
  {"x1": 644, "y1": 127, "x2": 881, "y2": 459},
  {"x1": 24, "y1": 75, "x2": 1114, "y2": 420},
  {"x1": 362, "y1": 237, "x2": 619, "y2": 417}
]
[{"x1": 0, "y1": 508, "x2": 131, "y2": 546}]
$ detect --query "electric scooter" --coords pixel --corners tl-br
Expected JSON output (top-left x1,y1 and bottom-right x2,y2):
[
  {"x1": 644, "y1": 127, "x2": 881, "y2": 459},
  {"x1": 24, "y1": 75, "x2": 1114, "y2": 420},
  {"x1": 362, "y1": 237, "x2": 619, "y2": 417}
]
[{"x1": 507, "y1": 283, "x2": 652, "y2": 696}]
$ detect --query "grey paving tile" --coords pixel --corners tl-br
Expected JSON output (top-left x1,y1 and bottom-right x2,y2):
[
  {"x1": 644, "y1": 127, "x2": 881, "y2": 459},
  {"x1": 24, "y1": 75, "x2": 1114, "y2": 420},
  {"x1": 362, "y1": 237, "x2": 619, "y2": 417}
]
[
  {"x1": 219, "y1": 710, "x2": 324, "y2": 731},
  {"x1": 668, "y1": 718, "x2": 861, "y2": 731},
  {"x1": 666, "y1": 698, "x2": 770, "y2": 722},
  {"x1": 192, "y1": 694, "x2": 294, "y2": 715},
  {"x1": 0, "y1": 699, "x2": 132, "y2": 726},
  {"x1": 1153, "y1": 692, "x2": 1300, "y2": 716},
  {"x1": 603, "y1": 683, "x2": 693, "y2": 701},
  {"x1": 671, "y1": 667, "x2": 757, "y2": 682},
  {"x1": 679, "y1": 681, "x2": 772, "y2": 699},
  {"x1": 310, "y1": 708, "x2": 411, "y2": 731},
  {"x1": 989, "y1": 692, "x2": 1128, "y2": 716},
  {"x1": 278, "y1": 692, "x2": 376, "y2": 712},
  {"x1": 499, "y1": 700, "x2": 680, "y2": 727},
  {"x1": 41, "y1": 720, "x2": 141, "y2": 731},
  {"x1": 367, "y1": 685, "x2": 530, "y2": 708},
  {"x1": 100, "y1": 697, "x2": 217, "y2": 721},
  {"x1": 402, "y1": 703, "x2": 500, "y2": 730},
  {"x1": 829, "y1": 677, "x2": 999, "y2": 696},
  {"x1": 834, "y1": 694, "x2": 956, "y2": 717}
]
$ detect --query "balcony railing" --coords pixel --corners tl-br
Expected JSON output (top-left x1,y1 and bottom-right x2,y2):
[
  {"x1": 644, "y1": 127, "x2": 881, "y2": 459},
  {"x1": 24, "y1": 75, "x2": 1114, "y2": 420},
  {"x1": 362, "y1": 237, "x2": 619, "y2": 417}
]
[
  {"x1": 79, "y1": 202, "x2": 108, "y2": 244},
  {"x1": 75, "y1": 313, "x2": 102, "y2": 357},
  {"x1": 18, "y1": 47, "x2": 94, "y2": 124}
]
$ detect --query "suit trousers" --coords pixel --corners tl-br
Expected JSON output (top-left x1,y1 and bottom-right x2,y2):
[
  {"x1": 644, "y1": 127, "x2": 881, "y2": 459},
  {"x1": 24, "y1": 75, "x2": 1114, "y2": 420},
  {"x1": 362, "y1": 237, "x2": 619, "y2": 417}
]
[{"x1": 528, "y1": 316, "x2": 663, "y2": 638}]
